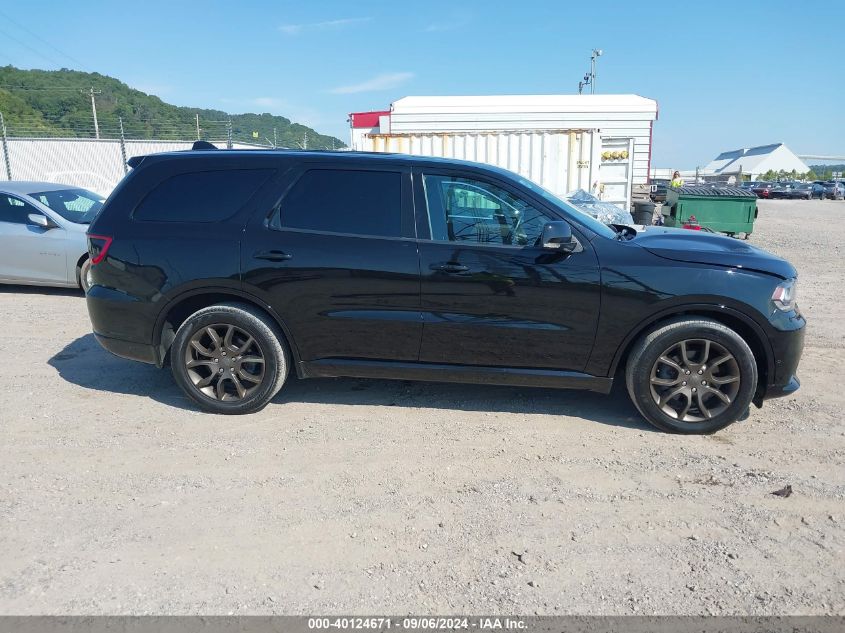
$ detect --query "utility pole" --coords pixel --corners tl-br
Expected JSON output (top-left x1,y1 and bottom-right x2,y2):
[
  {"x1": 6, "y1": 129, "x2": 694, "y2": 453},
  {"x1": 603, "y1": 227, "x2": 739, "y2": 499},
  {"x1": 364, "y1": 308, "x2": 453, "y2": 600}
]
[
  {"x1": 82, "y1": 87, "x2": 102, "y2": 139},
  {"x1": 579, "y1": 49, "x2": 603, "y2": 95},
  {"x1": 303, "y1": 130, "x2": 308, "y2": 150},
  {"x1": 590, "y1": 49, "x2": 602, "y2": 94},
  {"x1": 195, "y1": 114, "x2": 201, "y2": 141},
  {"x1": 273, "y1": 127, "x2": 277, "y2": 149}
]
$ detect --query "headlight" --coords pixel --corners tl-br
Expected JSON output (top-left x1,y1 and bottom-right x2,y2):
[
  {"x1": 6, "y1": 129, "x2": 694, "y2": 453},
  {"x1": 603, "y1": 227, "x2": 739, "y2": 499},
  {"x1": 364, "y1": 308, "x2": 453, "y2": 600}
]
[{"x1": 772, "y1": 278, "x2": 797, "y2": 311}]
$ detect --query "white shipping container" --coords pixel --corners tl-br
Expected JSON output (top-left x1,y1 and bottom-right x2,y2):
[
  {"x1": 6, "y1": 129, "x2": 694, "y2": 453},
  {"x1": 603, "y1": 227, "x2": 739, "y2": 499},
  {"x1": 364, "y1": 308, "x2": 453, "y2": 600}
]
[
  {"x1": 350, "y1": 95, "x2": 657, "y2": 209},
  {"x1": 363, "y1": 130, "x2": 601, "y2": 199}
]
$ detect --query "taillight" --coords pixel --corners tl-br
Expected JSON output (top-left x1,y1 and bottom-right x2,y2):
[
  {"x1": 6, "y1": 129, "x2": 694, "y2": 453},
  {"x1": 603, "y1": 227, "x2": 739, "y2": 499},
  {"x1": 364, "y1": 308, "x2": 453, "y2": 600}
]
[{"x1": 87, "y1": 234, "x2": 113, "y2": 264}]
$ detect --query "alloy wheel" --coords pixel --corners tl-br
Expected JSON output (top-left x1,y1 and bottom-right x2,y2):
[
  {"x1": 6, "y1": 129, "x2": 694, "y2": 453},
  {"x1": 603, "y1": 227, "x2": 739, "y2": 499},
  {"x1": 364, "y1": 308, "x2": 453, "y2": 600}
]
[
  {"x1": 648, "y1": 338, "x2": 741, "y2": 422},
  {"x1": 184, "y1": 324, "x2": 265, "y2": 401}
]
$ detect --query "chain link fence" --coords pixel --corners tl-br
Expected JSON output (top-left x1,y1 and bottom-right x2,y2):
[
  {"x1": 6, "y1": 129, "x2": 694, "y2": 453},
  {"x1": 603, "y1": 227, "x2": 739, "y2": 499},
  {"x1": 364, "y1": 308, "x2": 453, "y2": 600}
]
[{"x1": 0, "y1": 112, "x2": 278, "y2": 195}]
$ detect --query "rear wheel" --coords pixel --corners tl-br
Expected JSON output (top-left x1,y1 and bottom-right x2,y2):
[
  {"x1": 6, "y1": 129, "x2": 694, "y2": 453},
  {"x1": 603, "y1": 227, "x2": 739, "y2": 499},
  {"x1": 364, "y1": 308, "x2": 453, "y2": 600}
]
[
  {"x1": 625, "y1": 318, "x2": 757, "y2": 433},
  {"x1": 171, "y1": 303, "x2": 288, "y2": 414}
]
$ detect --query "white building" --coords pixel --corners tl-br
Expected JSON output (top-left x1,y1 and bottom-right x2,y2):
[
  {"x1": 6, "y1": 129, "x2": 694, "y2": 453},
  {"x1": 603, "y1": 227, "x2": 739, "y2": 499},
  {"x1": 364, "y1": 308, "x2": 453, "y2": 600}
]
[
  {"x1": 350, "y1": 94, "x2": 658, "y2": 209},
  {"x1": 704, "y1": 143, "x2": 808, "y2": 180}
]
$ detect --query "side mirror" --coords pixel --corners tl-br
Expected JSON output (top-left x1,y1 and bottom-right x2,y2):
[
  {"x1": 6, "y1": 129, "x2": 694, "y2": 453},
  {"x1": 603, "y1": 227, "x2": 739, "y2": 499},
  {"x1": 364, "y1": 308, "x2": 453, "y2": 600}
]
[
  {"x1": 540, "y1": 221, "x2": 577, "y2": 252},
  {"x1": 28, "y1": 213, "x2": 58, "y2": 229}
]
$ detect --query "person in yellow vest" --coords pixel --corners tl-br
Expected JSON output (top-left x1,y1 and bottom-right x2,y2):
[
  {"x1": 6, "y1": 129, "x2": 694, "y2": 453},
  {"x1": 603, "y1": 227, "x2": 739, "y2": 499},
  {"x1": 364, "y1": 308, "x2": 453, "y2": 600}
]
[{"x1": 670, "y1": 171, "x2": 684, "y2": 188}]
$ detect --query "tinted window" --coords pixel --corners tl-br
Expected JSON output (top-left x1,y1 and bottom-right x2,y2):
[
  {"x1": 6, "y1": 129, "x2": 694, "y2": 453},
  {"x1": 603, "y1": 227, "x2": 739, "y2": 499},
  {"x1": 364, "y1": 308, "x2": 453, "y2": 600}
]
[
  {"x1": 423, "y1": 174, "x2": 551, "y2": 246},
  {"x1": 31, "y1": 188, "x2": 104, "y2": 224},
  {"x1": 134, "y1": 169, "x2": 273, "y2": 222},
  {"x1": 0, "y1": 195, "x2": 40, "y2": 225},
  {"x1": 272, "y1": 169, "x2": 401, "y2": 237}
]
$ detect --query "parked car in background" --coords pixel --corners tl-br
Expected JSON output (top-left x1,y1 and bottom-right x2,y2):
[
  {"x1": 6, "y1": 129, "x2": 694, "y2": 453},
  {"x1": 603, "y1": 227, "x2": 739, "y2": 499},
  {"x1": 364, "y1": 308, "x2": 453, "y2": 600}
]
[
  {"x1": 0, "y1": 181, "x2": 103, "y2": 291},
  {"x1": 751, "y1": 182, "x2": 775, "y2": 198},
  {"x1": 769, "y1": 182, "x2": 798, "y2": 199},
  {"x1": 821, "y1": 181, "x2": 844, "y2": 200},
  {"x1": 785, "y1": 183, "x2": 820, "y2": 200},
  {"x1": 85, "y1": 148, "x2": 805, "y2": 434}
]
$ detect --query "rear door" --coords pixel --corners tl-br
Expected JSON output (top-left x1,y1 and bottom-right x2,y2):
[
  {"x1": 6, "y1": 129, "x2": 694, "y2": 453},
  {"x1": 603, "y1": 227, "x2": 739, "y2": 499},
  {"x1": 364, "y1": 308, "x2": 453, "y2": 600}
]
[
  {"x1": 242, "y1": 162, "x2": 422, "y2": 363},
  {"x1": 0, "y1": 194, "x2": 69, "y2": 284},
  {"x1": 414, "y1": 168, "x2": 601, "y2": 371}
]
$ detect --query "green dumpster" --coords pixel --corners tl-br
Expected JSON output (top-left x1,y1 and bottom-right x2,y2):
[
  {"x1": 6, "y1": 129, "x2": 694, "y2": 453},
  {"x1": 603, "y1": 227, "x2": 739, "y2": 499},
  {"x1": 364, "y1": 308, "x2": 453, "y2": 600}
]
[{"x1": 662, "y1": 186, "x2": 758, "y2": 238}]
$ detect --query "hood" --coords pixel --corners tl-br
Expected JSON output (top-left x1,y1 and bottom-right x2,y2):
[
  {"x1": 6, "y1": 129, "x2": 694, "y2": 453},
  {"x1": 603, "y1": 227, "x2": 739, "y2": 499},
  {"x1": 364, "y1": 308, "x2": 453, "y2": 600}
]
[{"x1": 631, "y1": 227, "x2": 796, "y2": 279}]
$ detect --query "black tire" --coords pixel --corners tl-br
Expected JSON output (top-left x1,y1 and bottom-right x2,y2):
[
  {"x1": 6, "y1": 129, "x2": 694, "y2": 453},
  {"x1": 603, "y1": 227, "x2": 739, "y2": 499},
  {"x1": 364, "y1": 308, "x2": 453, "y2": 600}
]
[
  {"x1": 78, "y1": 257, "x2": 92, "y2": 293},
  {"x1": 170, "y1": 302, "x2": 288, "y2": 414},
  {"x1": 625, "y1": 317, "x2": 757, "y2": 434}
]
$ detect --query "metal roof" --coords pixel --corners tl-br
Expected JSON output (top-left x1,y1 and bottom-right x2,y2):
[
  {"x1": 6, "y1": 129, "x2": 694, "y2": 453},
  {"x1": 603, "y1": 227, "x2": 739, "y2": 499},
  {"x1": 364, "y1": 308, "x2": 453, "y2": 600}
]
[
  {"x1": 704, "y1": 143, "x2": 808, "y2": 175},
  {"x1": 391, "y1": 94, "x2": 658, "y2": 115}
]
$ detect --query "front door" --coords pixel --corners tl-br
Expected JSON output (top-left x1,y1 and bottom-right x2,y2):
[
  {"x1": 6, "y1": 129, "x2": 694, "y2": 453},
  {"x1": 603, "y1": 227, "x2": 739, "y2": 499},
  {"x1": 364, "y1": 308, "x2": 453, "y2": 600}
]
[
  {"x1": 0, "y1": 194, "x2": 69, "y2": 284},
  {"x1": 242, "y1": 164, "x2": 422, "y2": 363},
  {"x1": 415, "y1": 170, "x2": 601, "y2": 371}
]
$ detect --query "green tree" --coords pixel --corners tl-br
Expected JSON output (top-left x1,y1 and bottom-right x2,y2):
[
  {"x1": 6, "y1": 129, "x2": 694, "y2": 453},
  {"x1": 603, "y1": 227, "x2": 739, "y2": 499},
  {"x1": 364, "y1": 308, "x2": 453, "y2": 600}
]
[{"x1": 0, "y1": 65, "x2": 345, "y2": 149}]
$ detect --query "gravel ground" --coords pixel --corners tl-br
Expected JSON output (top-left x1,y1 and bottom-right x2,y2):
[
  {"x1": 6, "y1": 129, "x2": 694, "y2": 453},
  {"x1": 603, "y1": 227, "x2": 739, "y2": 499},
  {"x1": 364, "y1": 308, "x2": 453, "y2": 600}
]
[{"x1": 0, "y1": 199, "x2": 843, "y2": 615}]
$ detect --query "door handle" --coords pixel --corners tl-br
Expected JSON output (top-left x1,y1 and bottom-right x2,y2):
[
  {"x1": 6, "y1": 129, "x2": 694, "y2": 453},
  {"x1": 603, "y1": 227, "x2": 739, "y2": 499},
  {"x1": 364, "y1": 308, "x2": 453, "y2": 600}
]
[
  {"x1": 253, "y1": 249, "x2": 292, "y2": 262},
  {"x1": 432, "y1": 262, "x2": 469, "y2": 273}
]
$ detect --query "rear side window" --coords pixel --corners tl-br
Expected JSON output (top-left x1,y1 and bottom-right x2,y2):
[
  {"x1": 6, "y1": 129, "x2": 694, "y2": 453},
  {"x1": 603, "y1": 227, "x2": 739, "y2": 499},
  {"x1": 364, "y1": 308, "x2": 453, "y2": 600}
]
[
  {"x1": 271, "y1": 169, "x2": 402, "y2": 237},
  {"x1": 134, "y1": 169, "x2": 273, "y2": 222}
]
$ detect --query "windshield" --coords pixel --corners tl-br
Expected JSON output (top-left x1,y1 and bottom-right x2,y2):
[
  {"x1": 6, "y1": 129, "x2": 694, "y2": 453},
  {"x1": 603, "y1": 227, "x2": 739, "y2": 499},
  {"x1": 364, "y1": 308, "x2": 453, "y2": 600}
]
[
  {"x1": 29, "y1": 188, "x2": 105, "y2": 224},
  {"x1": 515, "y1": 177, "x2": 619, "y2": 239}
]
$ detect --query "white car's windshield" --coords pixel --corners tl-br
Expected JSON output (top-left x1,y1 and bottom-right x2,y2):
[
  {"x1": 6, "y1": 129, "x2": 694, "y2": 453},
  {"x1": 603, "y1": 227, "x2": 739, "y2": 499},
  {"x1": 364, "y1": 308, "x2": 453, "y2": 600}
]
[{"x1": 29, "y1": 188, "x2": 105, "y2": 225}]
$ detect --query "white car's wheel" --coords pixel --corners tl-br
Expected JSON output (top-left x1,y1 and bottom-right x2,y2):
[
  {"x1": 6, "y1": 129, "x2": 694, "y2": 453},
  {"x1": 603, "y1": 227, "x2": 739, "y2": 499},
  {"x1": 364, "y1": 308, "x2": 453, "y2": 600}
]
[{"x1": 78, "y1": 258, "x2": 93, "y2": 293}]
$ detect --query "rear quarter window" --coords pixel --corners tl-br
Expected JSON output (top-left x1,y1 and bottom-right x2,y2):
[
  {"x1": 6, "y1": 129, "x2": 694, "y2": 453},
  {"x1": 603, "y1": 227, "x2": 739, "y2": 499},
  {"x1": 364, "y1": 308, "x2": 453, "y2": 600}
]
[
  {"x1": 134, "y1": 169, "x2": 273, "y2": 223},
  {"x1": 270, "y1": 169, "x2": 402, "y2": 237}
]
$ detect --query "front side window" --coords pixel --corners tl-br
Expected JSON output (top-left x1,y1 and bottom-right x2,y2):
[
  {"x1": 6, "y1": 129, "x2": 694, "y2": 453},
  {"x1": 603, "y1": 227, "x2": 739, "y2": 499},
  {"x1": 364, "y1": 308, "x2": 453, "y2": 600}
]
[
  {"x1": 31, "y1": 188, "x2": 104, "y2": 225},
  {"x1": 271, "y1": 169, "x2": 402, "y2": 238},
  {"x1": 0, "y1": 195, "x2": 40, "y2": 225},
  {"x1": 423, "y1": 174, "x2": 550, "y2": 246},
  {"x1": 134, "y1": 169, "x2": 273, "y2": 223}
]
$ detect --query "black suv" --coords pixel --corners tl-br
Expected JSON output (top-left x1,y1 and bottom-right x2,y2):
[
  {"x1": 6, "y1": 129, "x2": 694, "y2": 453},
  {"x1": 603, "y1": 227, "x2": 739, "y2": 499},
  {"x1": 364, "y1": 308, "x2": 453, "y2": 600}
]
[{"x1": 86, "y1": 149, "x2": 805, "y2": 433}]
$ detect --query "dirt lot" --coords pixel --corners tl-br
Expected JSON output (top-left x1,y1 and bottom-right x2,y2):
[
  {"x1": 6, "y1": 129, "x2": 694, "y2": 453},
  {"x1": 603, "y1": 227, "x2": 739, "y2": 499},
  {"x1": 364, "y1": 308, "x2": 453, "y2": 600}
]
[{"x1": 0, "y1": 199, "x2": 843, "y2": 615}]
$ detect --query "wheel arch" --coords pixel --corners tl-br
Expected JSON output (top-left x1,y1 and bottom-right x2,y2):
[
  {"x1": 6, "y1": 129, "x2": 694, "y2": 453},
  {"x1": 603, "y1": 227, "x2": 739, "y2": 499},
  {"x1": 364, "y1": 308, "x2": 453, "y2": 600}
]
[
  {"x1": 153, "y1": 287, "x2": 302, "y2": 373},
  {"x1": 610, "y1": 304, "x2": 774, "y2": 401}
]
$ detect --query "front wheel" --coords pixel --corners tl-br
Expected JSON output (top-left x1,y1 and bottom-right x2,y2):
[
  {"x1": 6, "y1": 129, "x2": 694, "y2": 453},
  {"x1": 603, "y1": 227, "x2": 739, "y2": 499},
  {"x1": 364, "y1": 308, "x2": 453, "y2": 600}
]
[
  {"x1": 625, "y1": 318, "x2": 758, "y2": 433},
  {"x1": 170, "y1": 303, "x2": 289, "y2": 414}
]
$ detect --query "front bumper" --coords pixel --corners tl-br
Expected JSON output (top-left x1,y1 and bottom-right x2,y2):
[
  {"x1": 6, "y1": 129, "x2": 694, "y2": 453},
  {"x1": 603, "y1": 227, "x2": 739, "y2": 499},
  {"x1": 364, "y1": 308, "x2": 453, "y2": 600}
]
[{"x1": 754, "y1": 313, "x2": 805, "y2": 406}]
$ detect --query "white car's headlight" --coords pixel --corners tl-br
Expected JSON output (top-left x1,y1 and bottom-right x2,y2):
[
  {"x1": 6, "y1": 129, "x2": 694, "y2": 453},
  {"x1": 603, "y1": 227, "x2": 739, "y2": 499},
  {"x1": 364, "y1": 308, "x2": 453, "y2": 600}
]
[{"x1": 772, "y1": 279, "x2": 797, "y2": 311}]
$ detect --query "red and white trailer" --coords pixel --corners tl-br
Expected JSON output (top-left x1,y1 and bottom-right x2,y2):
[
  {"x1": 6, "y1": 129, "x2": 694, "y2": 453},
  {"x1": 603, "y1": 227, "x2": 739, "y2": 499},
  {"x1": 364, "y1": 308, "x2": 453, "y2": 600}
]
[{"x1": 350, "y1": 94, "x2": 658, "y2": 209}]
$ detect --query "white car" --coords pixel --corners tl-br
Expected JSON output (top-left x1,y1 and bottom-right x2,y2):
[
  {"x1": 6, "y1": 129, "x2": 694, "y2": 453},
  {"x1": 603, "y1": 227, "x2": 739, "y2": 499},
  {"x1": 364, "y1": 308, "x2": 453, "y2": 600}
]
[{"x1": 0, "y1": 181, "x2": 104, "y2": 291}]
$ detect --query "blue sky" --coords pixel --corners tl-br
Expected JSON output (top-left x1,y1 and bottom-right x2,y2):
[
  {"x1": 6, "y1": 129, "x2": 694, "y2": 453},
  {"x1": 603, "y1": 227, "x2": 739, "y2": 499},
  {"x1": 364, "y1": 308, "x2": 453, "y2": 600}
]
[{"x1": 0, "y1": 0, "x2": 842, "y2": 167}]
